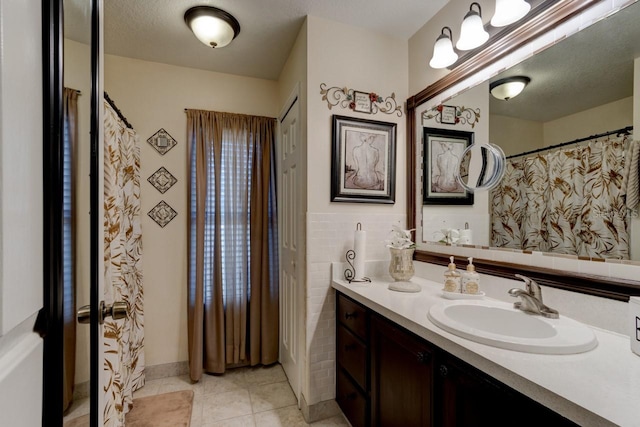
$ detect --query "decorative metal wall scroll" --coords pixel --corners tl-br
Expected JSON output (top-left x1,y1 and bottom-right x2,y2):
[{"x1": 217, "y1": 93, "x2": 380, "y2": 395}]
[
  {"x1": 320, "y1": 83, "x2": 403, "y2": 117},
  {"x1": 422, "y1": 104, "x2": 480, "y2": 128},
  {"x1": 147, "y1": 167, "x2": 177, "y2": 194},
  {"x1": 147, "y1": 128, "x2": 177, "y2": 155},
  {"x1": 148, "y1": 200, "x2": 177, "y2": 228}
]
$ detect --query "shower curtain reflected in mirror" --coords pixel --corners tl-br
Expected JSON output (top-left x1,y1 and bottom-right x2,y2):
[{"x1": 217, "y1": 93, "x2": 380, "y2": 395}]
[{"x1": 491, "y1": 131, "x2": 632, "y2": 259}]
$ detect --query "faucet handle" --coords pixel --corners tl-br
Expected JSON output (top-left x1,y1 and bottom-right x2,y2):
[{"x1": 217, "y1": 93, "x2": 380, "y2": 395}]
[{"x1": 514, "y1": 274, "x2": 543, "y2": 302}]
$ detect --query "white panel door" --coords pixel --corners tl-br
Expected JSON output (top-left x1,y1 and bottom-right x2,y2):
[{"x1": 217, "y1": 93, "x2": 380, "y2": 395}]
[
  {"x1": 278, "y1": 97, "x2": 303, "y2": 403},
  {"x1": 0, "y1": 0, "x2": 44, "y2": 425}
]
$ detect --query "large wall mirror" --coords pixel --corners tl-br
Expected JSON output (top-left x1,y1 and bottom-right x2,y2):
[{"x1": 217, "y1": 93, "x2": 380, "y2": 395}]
[{"x1": 408, "y1": 1, "x2": 640, "y2": 300}]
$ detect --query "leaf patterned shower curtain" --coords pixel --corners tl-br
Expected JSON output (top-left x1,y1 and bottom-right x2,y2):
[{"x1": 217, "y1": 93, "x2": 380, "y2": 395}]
[
  {"x1": 103, "y1": 99, "x2": 145, "y2": 426},
  {"x1": 491, "y1": 132, "x2": 631, "y2": 259}
]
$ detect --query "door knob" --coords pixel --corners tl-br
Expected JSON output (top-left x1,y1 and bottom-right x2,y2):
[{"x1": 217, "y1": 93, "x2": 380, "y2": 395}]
[{"x1": 77, "y1": 301, "x2": 128, "y2": 325}]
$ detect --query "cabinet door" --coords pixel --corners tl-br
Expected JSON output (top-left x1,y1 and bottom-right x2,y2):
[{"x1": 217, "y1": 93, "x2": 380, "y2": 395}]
[
  {"x1": 371, "y1": 315, "x2": 433, "y2": 427},
  {"x1": 437, "y1": 354, "x2": 579, "y2": 427}
]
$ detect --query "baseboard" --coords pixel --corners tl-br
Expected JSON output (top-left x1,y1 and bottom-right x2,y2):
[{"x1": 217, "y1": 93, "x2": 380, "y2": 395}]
[
  {"x1": 300, "y1": 393, "x2": 343, "y2": 423},
  {"x1": 144, "y1": 361, "x2": 189, "y2": 381}
]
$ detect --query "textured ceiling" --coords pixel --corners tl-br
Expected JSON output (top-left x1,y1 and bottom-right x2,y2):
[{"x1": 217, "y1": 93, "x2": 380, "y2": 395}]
[
  {"x1": 489, "y1": 2, "x2": 640, "y2": 123},
  {"x1": 72, "y1": 0, "x2": 451, "y2": 81}
]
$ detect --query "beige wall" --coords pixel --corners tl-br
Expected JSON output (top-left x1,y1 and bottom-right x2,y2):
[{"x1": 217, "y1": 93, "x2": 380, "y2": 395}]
[
  {"x1": 543, "y1": 97, "x2": 633, "y2": 146},
  {"x1": 104, "y1": 55, "x2": 278, "y2": 367},
  {"x1": 490, "y1": 114, "x2": 543, "y2": 157},
  {"x1": 64, "y1": 39, "x2": 92, "y2": 384},
  {"x1": 303, "y1": 15, "x2": 409, "y2": 405}
]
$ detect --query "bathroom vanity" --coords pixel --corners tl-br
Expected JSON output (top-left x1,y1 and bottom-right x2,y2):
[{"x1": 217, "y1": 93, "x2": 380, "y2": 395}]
[{"x1": 333, "y1": 275, "x2": 640, "y2": 427}]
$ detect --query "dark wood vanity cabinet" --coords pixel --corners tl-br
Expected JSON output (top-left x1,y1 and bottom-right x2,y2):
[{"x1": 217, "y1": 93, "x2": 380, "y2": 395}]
[
  {"x1": 336, "y1": 291, "x2": 579, "y2": 427},
  {"x1": 371, "y1": 313, "x2": 434, "y2": 427}
]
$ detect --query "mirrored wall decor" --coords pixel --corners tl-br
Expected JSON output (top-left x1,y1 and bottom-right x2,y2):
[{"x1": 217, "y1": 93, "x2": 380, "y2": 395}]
[
  {"x1": 147, "y1": 128, "x2": 177, "y2": 155},
  {"x1": 148, "y1": 200, "x2": 178, "y2": 228},
  {"x1": 147, "y1": 166, "x2": 177, "y2": 194},
  {"x1": 407, "y1": 1, "x2": 640, "y2": 300}
]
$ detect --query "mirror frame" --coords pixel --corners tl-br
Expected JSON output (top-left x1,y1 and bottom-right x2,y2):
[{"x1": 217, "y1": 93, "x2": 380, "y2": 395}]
[{"x1": 407, "y1": 0, "x2": 640, "y2": 302}]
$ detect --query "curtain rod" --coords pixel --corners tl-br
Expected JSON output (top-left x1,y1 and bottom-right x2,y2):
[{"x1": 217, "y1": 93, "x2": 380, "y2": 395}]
[
  {"x1": 507, "y1": 126, "x2": 633, "y2": 160},
  {"x1": 104, "y1": 91, "x2": 133, "y2": 130}
]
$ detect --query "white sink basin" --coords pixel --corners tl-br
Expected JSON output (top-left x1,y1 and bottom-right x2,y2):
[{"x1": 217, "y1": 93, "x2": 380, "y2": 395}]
[{"x1": 428, "y1": 299, "x2": 597, "y2": 354}]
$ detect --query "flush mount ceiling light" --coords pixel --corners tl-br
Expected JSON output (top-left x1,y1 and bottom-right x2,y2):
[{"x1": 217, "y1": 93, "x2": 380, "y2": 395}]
[
  {"x1": 489, "y1": 76, "x2": 531, "y2": 101},
  {"x1": 429, "y1": 27, "x2": 458, "y2": 69},
  {"x1": 491, "y1": 0, "x2": 531, "y2": 27},
  {"x1": 184, "y1": 6, "x2": 240, "y2": 48},
  {"x1": 456, "y1": 3, "x2": 490, "y2": 51}
]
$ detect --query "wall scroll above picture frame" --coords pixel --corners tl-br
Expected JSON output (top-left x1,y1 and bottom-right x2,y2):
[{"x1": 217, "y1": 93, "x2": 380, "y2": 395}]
[
  {"x1": 331, "y1": 115, "x2": 396, "y2": 204},
  {"x1": 423, "y1": 127, "x2": 474, "y2": 205}
]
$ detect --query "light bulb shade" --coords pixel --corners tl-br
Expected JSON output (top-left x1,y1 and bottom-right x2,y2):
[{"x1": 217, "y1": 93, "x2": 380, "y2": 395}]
[
  {"x1": 490, "y1": 76, "x2": 530, "y2": 100},
  {"x1": 185, "y1": 6, "x2": 240, "y2": 48},
  {"x1": 429, "y1": 27, "x2": 458, "y2": 69},
  {"x1": 491, "y1": 0, "x2": 531, "y2": 27},
  {"x1": 456, "y1": 4, "x2": 489, "y2": 51}
]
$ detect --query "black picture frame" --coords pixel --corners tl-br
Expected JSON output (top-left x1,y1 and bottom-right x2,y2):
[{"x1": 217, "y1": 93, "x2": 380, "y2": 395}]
[
  {"x1": 440, "y1": 105, "x2": 457, "y2": 124},
  {"x1": 423, "y1": 127, "x2": 474, "y2": 205},
  {"x1": 331, "y1": 115, "x2": 396, "y2": 204}
]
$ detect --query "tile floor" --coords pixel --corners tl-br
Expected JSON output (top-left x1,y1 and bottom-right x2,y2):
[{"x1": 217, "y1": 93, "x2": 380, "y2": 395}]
[{"x1": 64, "y1": 364, "x2": 349, "y2": 427}]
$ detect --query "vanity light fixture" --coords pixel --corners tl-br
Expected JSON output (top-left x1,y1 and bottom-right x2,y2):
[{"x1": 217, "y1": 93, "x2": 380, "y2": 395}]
[
  {"x1": 184, "y1": 6, "x2": 240, "y2": 48},
  {"x1": 429, "y1": 27, "x2": 458, "y2": 69},
  {"x1": 456, "y1": 3, "x2": 490, "y2": 51},
  {"x1": 490, "y1": 0, "x2": 531, "y2": 27},
  {"x1": 489, "y1": 76, "x2": 531, "y2": 101}
]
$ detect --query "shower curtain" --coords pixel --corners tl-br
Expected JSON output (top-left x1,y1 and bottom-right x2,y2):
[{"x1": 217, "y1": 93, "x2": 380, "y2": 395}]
[
  {"x1": 491, "y1": 132, "x2": 631, "y2": 259},
  {"x1": 103, "y1": 98, "x2": 145, "y2": 427}
]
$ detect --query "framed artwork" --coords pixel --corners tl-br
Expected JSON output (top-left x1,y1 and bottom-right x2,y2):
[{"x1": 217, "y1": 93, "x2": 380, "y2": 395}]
[
  {"x1": 423, "y1": 127, "x2": 474, "y2": 205},
  {"x1": 331, "y1": 115, "x2": 396, "y2": 204}
]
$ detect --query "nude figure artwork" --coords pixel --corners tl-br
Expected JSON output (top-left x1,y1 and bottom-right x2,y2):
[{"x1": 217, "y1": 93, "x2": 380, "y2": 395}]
[
  {"x1": 347, "y1": 132, "x2": 385, "y2": 191},
  {"x1": 432, "y1": 141, "x2": 463, "y2": 193}
]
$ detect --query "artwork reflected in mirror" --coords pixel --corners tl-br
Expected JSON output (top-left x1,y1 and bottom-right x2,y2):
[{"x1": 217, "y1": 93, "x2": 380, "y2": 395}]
[
  {"x1": 423, "y1": 127, "x2": 473, "y2": 205},
  {"x1": 418, "y1": 1, "x2": 640, "y2": 261}
]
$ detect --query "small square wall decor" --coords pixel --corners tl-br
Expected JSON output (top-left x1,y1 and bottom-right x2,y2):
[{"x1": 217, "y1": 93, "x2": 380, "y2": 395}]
[
  {"x1": 147, "y1": 128, "x2": 177, "y2": 155},
  {"x1": 147, "y1": 167, "x2": 178, "y2": 194},
  {"x1": 148, "y1": 200, "x2": 177, "y2": 228}
]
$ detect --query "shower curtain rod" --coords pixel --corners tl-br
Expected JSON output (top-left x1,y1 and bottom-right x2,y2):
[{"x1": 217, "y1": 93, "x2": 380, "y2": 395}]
[
  {"x1": 506, "y1": 125, "x2": 633, "y2": 159},
  {"x1": 104, "y1": 91, "x2": 133, "y2": 130}
]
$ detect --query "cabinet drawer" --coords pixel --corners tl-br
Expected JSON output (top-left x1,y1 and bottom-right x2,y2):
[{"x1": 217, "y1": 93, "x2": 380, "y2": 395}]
[
  {"x1": 337, "y1": 368, "x2": 367, "y2": 427},
  {"x1": 337, "y1": 293, "x2": 367, "y2": 339},
  {"x1": 337, "y1": 325, "x2": 367, "y2": 390}
]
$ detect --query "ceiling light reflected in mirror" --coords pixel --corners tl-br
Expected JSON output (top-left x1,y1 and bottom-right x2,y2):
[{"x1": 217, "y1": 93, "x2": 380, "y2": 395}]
[{"x1": 489, "y1": 76, "x2": 530, "y2": 101}]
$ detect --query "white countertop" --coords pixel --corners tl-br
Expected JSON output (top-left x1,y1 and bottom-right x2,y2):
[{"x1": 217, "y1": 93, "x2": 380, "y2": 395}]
[{"x1": 332, "y1": 274, "x2": 640, "y2": 427}]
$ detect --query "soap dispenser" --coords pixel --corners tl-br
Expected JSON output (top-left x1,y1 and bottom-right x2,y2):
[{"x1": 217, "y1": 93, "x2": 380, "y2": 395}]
[
  {"x1": 461, "y1": 257, "x2": 480, "y2": 294},
  {"x1": 443, "y1": 256, "x2": 461, "y2": 293}
]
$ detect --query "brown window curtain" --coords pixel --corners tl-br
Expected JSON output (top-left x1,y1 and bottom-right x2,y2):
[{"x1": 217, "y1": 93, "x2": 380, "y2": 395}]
[
  {"x1": 62, "y1": 87, "x2": 79, "y2": 412},
  {"x1": 187, "y1": 109, "x2": 279, "y2": 380}
]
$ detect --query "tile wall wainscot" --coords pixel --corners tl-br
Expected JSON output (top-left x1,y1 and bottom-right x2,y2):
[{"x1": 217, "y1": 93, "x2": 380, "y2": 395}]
[{"x1": 304, "y1": 212, "x2": 404, "y2": 412}]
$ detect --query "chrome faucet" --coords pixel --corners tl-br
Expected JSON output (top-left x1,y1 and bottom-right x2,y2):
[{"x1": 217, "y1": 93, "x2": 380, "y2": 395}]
[{"x1": 508, "y1": 274, "x2": 559, "y2": 319}]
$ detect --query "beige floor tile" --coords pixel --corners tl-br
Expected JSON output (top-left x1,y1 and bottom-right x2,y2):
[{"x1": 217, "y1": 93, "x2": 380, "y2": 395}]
[
  {"x1": 202, "y1": 414, "x2": 256, "y2": 427},
  {"x1": 201, "y1": 389, "x2": 253, "y2": 423},
  {"x1": 310, "y1": 415, "x2": 350, "y2": 426},
  {"x1": 203, "y1": 368, "x2": 248, "y2": 395},
  {"x1": 245, "y1": 364, "x2": 286, "y2": 386},
  {"x1": 250, "y1": 381, "x2": 297, "y2": 413},
  {"x1": 157, "y1": 374, "x2": 205, "y2": 396},
  {"x1": 191, "y1": 394, "x2": 206, "y2": 427},
  {"x1": 132, "y1": 378, "x2": 163, "y2": 398},
  {"x1": 254, "y1": 405, "x2": 309, "y2": 427}
]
